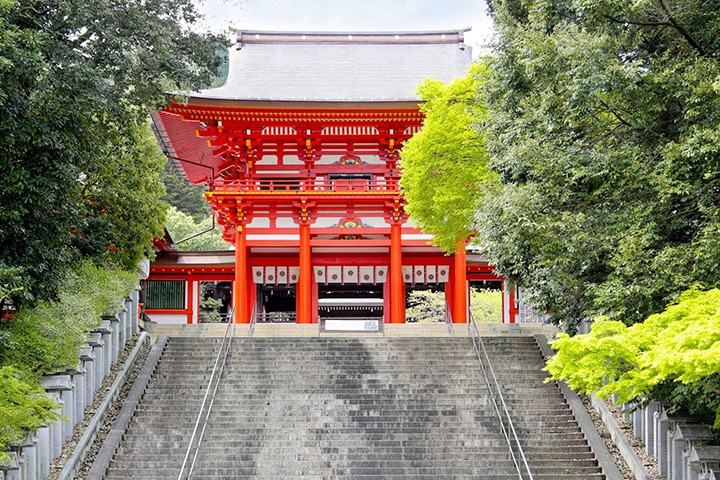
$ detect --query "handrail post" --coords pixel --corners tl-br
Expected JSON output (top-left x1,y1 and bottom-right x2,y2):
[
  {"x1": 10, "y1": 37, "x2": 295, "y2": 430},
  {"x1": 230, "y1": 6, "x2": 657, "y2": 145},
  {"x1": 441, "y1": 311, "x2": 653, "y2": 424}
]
[
  {"x1": 445, "y1": 300, "x2": 454, "y2": 337},
  {"x1": 248, "y1": 304, "x2": 256, "y2": 337}
]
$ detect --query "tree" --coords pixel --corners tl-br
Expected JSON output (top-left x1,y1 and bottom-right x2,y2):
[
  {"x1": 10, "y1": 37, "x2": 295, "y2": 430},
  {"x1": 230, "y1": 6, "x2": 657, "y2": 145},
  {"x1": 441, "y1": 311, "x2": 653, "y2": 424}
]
[
  {"x1": 72, "y1": 123, "x2": 169, "y2": 268},
  {"x1": 546, "y1": 288, "x2": 720, "y2": 428},
  {"x1": 0, "y1": 0, "x2": 226, "y2": 304},
  {"x1": 165, "y1": 206, "x2": 228, "y2": 251},
  {"x1": 400, "y1": 64, "x2": 495, "y2": 252},
  {"x1": 404, "y1": 288, "x2": 502, "y2": 323},
  {"x1": 160, "y1": 161, "x2": 212, "y2": 222},
  {"x1": 473, "y1": 0, "x2": 720, "y2": 329}
]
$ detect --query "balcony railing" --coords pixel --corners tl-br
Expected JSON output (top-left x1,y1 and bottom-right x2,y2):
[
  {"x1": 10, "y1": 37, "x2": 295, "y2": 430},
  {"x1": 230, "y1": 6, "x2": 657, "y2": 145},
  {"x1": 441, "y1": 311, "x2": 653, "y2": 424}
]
[{"x1": 208, "y1": 179, "x2": 400, "y2": 193}]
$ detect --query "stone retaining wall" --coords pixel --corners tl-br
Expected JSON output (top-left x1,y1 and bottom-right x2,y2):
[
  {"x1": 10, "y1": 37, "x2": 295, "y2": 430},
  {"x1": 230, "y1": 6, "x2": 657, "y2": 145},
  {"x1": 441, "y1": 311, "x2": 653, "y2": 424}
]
[
  {"x1": 0, "y1": 288, "x2": 142, "y2": 480},
  {"x1": 617, "y1": 400, "x2": 720, "y2": 480}
]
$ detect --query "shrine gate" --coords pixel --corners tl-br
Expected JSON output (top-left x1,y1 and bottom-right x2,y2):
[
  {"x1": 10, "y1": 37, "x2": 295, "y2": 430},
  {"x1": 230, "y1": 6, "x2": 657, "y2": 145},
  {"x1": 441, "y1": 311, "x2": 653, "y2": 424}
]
[{"x1": 148, "y1": 29, "x2": 516, "y2": 325}]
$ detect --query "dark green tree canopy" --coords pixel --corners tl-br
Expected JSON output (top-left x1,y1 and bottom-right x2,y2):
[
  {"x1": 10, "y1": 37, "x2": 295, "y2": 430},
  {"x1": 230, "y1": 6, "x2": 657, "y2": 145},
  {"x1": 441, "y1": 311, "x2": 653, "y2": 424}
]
[
  {"x1": 0, "y1": 0, "x2": 227, "y2": 303},
  {"x1": 476, "y1": 0, "x2": 720, "y2": 328},
  {"x1": 161, "y1": 160, "x2": 212, "y2": 222}
]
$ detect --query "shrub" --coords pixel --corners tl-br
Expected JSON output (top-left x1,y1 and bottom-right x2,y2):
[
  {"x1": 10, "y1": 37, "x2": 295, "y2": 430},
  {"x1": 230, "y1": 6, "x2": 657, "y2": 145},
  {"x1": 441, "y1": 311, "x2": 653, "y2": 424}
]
[
  {"x1": 546, "y1": 288, "x2": 720, "y2": 430},
  {"x1": 0, "y1": 261, "x2": 138, "y2": 373},
  {"x1": 0, "y1": 367, "x2": 62, "y2": 464}
]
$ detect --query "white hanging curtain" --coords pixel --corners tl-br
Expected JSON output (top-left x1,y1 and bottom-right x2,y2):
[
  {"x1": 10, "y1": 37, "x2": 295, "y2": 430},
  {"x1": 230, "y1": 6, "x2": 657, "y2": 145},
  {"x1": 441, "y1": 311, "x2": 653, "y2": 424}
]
[
  {"x1": 327, "y1": 266, "x2": 342, "y2": 283},
  {"x1": 343, "y1": 266, "x2": 358, "y2": 284},
  {"x1": 426, "y1": 265, "x2": 437, "y2": 284},
  {"x1": 252, "y1": 266, "x2": 265, "y2": 284},
  {"x1": 402, "y1": 266, "x2": 413, "y2": 284},
  {"x1": 438, "y1": 265, "x2": 450, "y2": 283},
  {"x1": 276, "y1": 266, "x2": 288, "y2": 285},
  {"x1": 288, "y1": 267, "x2": 300, "y2": 284},
  {"x1": 414, "y1": 265, "x2": 425, "y2": 284},
  {"x1": 375, "y1": 266, "x2": 388, "y2": 283},
  {"x1": 314, "y1": 266, "x2": 326, "y2": 283},
  {"x1": 359, "y1": 266, "x2": 374, "y2": 284},
  {"x1": 265, "y1": 266, "x2": 276, "y2": 285}
]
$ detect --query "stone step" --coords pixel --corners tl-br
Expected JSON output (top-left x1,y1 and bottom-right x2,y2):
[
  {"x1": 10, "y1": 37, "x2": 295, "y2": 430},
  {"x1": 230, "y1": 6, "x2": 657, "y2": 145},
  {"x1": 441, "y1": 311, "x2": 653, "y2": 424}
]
[
  {"x1": 100, "y1": 335, "x2": 604, "y2": 480},
  {"x1": 106, "y1": 466, "x2": 602, "y2": 477},
  {"x1": 107, "y1": 475, "x2": 602, "y2": 480}
]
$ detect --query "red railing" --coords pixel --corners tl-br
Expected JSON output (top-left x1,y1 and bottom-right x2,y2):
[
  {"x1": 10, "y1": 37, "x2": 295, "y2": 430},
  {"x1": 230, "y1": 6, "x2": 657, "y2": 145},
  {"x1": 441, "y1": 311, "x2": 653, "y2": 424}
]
[{"x1": 208, "y1": 179, "x2": 400, "y2": 193}]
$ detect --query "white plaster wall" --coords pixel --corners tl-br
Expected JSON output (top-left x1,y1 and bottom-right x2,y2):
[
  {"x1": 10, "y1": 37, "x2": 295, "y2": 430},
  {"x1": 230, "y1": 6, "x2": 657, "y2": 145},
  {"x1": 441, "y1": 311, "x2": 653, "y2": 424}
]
[
  {"x1": 247, "y1": 217, "x2": 271, "y2": 228},
  {"x1": 316, "y1": 155, "x2": 343, "y2": 165},
  {"x1": 313, "y1": 217, "x2": 341, "y2": 228},
  {"x1": 247, "y1": 234, "x2": 300, "y2": 240},
  {"x1": 255, "y1": 155, "x2": 279, "y2": 165},
  {"x1": 358, "y1": 154, "x2": 384, "y2": 165},
  {"x1": 357, "y1": 216, "x2": 386, "y2": 228},
  {"x1": 283, "y1": 156, "x2": 305, "y2": 165},
  {"x1": 276, "y1": 217, "x2": 299, "y2": 228}
]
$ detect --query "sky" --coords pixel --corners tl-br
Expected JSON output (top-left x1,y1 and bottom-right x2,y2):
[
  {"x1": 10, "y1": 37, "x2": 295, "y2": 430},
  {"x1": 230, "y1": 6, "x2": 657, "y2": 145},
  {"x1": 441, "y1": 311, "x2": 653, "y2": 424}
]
[{"x1": 197, "y1": 0, "x2": 495, "y2": 55}]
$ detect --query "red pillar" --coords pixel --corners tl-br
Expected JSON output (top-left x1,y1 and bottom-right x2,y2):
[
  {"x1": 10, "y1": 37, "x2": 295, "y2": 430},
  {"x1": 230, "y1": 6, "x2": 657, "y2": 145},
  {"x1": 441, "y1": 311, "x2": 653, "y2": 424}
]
[
  {"x1": 390, "y1": 222, "x2": 405, "y2": 323},
  {"x1": 509, "y1": 289, "x2": 518, "y2": 324},
  {"x1": 186, "y1": 277, "x2": 194, "y2": 324},
  {"x1": 234, "y1": 226, "x2": 248, "y2": 323},
  {"x1": 297, "y1": 222, "x2": 312, "y2": 324},
  {"x1": 453, "y1": 241, "x2": 467, "y2": 324}
]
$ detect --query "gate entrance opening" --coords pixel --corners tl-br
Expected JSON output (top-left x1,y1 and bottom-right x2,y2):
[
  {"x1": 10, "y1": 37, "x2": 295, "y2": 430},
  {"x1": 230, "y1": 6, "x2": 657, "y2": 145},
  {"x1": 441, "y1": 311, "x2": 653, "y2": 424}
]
[
  {"x1": 318, "y1": 284, "x2": 384, "y2": 319},
  {"x1": 256, "y1": 284, "x2": 296, "y2": 323}
]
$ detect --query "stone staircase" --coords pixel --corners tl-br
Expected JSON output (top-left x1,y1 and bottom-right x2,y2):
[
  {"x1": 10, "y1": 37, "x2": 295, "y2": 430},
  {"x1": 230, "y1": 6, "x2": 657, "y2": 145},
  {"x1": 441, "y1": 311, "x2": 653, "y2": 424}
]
[{"x1": 103, "y1": 336, "x2": 605, "y2": 479}]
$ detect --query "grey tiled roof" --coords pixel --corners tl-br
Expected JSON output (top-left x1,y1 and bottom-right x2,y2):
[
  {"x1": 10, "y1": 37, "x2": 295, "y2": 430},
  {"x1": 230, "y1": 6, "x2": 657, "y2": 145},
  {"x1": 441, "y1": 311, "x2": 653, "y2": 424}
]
[{"x1": 192, "y1": 30, "x2": 473, "y2": 103}]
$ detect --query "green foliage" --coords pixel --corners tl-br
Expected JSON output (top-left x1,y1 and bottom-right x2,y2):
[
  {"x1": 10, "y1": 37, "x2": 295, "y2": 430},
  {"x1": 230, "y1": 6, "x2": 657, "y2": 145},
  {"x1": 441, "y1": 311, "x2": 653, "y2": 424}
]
[
  {"x1": 0, "y1": 367, "x2": 61, "y2": 463},
  {"x1": 73, "y1": 122, "x2": 169, "y2": 268},
  {"x1": 199, "y1": 282, "x2": 224, "y2": 323},
  {"x1": 0, "y1": 261, "x2": 138, "y2": 374},
  {"x1": 474, "y1": 0, "x2": 720, "y2": 328},
  {"x1": 165, "y1": 206, "x2": 228, "y2": 251},
  {"x1": 160, "y1": 161, "x2": 212, "y2": 222},
  {"x1": 400, "y1": 64, "x2": 496, "y2": 252},
  {"x1": 406, "y1": 289, "x2": 446, "y2": 323},
  {"x1": 0, "y1": 263, "x2": 24, "y2": 311},
  {"x1": 0, "y1": 0, "x2": 226, "y2": 304},
  {"x1": 470, "y1": 288, "x2": 503, "y2": 323},
  {"x1": 405, "y1": 288, "x2": 502, "y2": 323},
  {"x1": 546, "y1": 288, "x2": 720, "y2": 427}
]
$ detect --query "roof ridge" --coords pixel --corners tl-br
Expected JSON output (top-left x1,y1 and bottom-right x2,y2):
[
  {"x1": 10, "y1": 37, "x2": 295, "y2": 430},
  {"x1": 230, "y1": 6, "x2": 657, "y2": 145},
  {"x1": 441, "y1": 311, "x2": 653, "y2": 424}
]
[{"x1": 237, "y1": 28, "x2": 471, "y2": 47}]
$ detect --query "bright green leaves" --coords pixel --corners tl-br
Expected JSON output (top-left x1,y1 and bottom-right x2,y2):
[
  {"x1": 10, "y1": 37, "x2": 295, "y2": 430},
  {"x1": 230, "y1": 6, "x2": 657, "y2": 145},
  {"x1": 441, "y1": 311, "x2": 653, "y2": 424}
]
[
  {"x1": 0, "y1": 367, "x2": 61, "y2": 464},
  {"x1": 165, "y1": 206, "x2": 228, "y2": 251},
  {"x1": 547, "y1": 289, "x2": 720, "y2": 422},
  {"x1": 400, "y1": 64, "x2": 495, "y2": 252}
]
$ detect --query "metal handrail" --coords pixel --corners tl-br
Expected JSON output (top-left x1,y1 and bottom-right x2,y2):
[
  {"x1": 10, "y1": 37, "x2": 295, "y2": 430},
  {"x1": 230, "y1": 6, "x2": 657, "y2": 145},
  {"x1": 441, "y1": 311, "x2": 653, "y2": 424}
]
[
  {"x1": 248, "y1": 304, "x2": 257, "y2": 338},
  {"x1": 468, "y1": 309, "x2": 534, "y2": 480},
  {"x1": 444, "y1": 301, "x2": 455, "y2": 337},
  {"x1": 177, "y1": 308, "x2": 236, "y2": 480}
]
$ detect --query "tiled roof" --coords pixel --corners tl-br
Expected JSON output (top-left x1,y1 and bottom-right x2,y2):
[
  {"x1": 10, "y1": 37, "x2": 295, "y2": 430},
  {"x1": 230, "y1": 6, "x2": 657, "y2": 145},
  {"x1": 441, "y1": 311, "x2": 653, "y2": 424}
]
[{"x1": 190, "y1": 29, "x2": 473, "y2": 103}]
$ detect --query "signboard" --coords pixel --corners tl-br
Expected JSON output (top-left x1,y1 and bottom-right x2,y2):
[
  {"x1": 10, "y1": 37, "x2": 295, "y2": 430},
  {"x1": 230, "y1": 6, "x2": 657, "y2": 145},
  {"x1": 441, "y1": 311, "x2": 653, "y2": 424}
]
[{"x1": 324, "y1": 319, "x2": 379, "y2": 331}]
